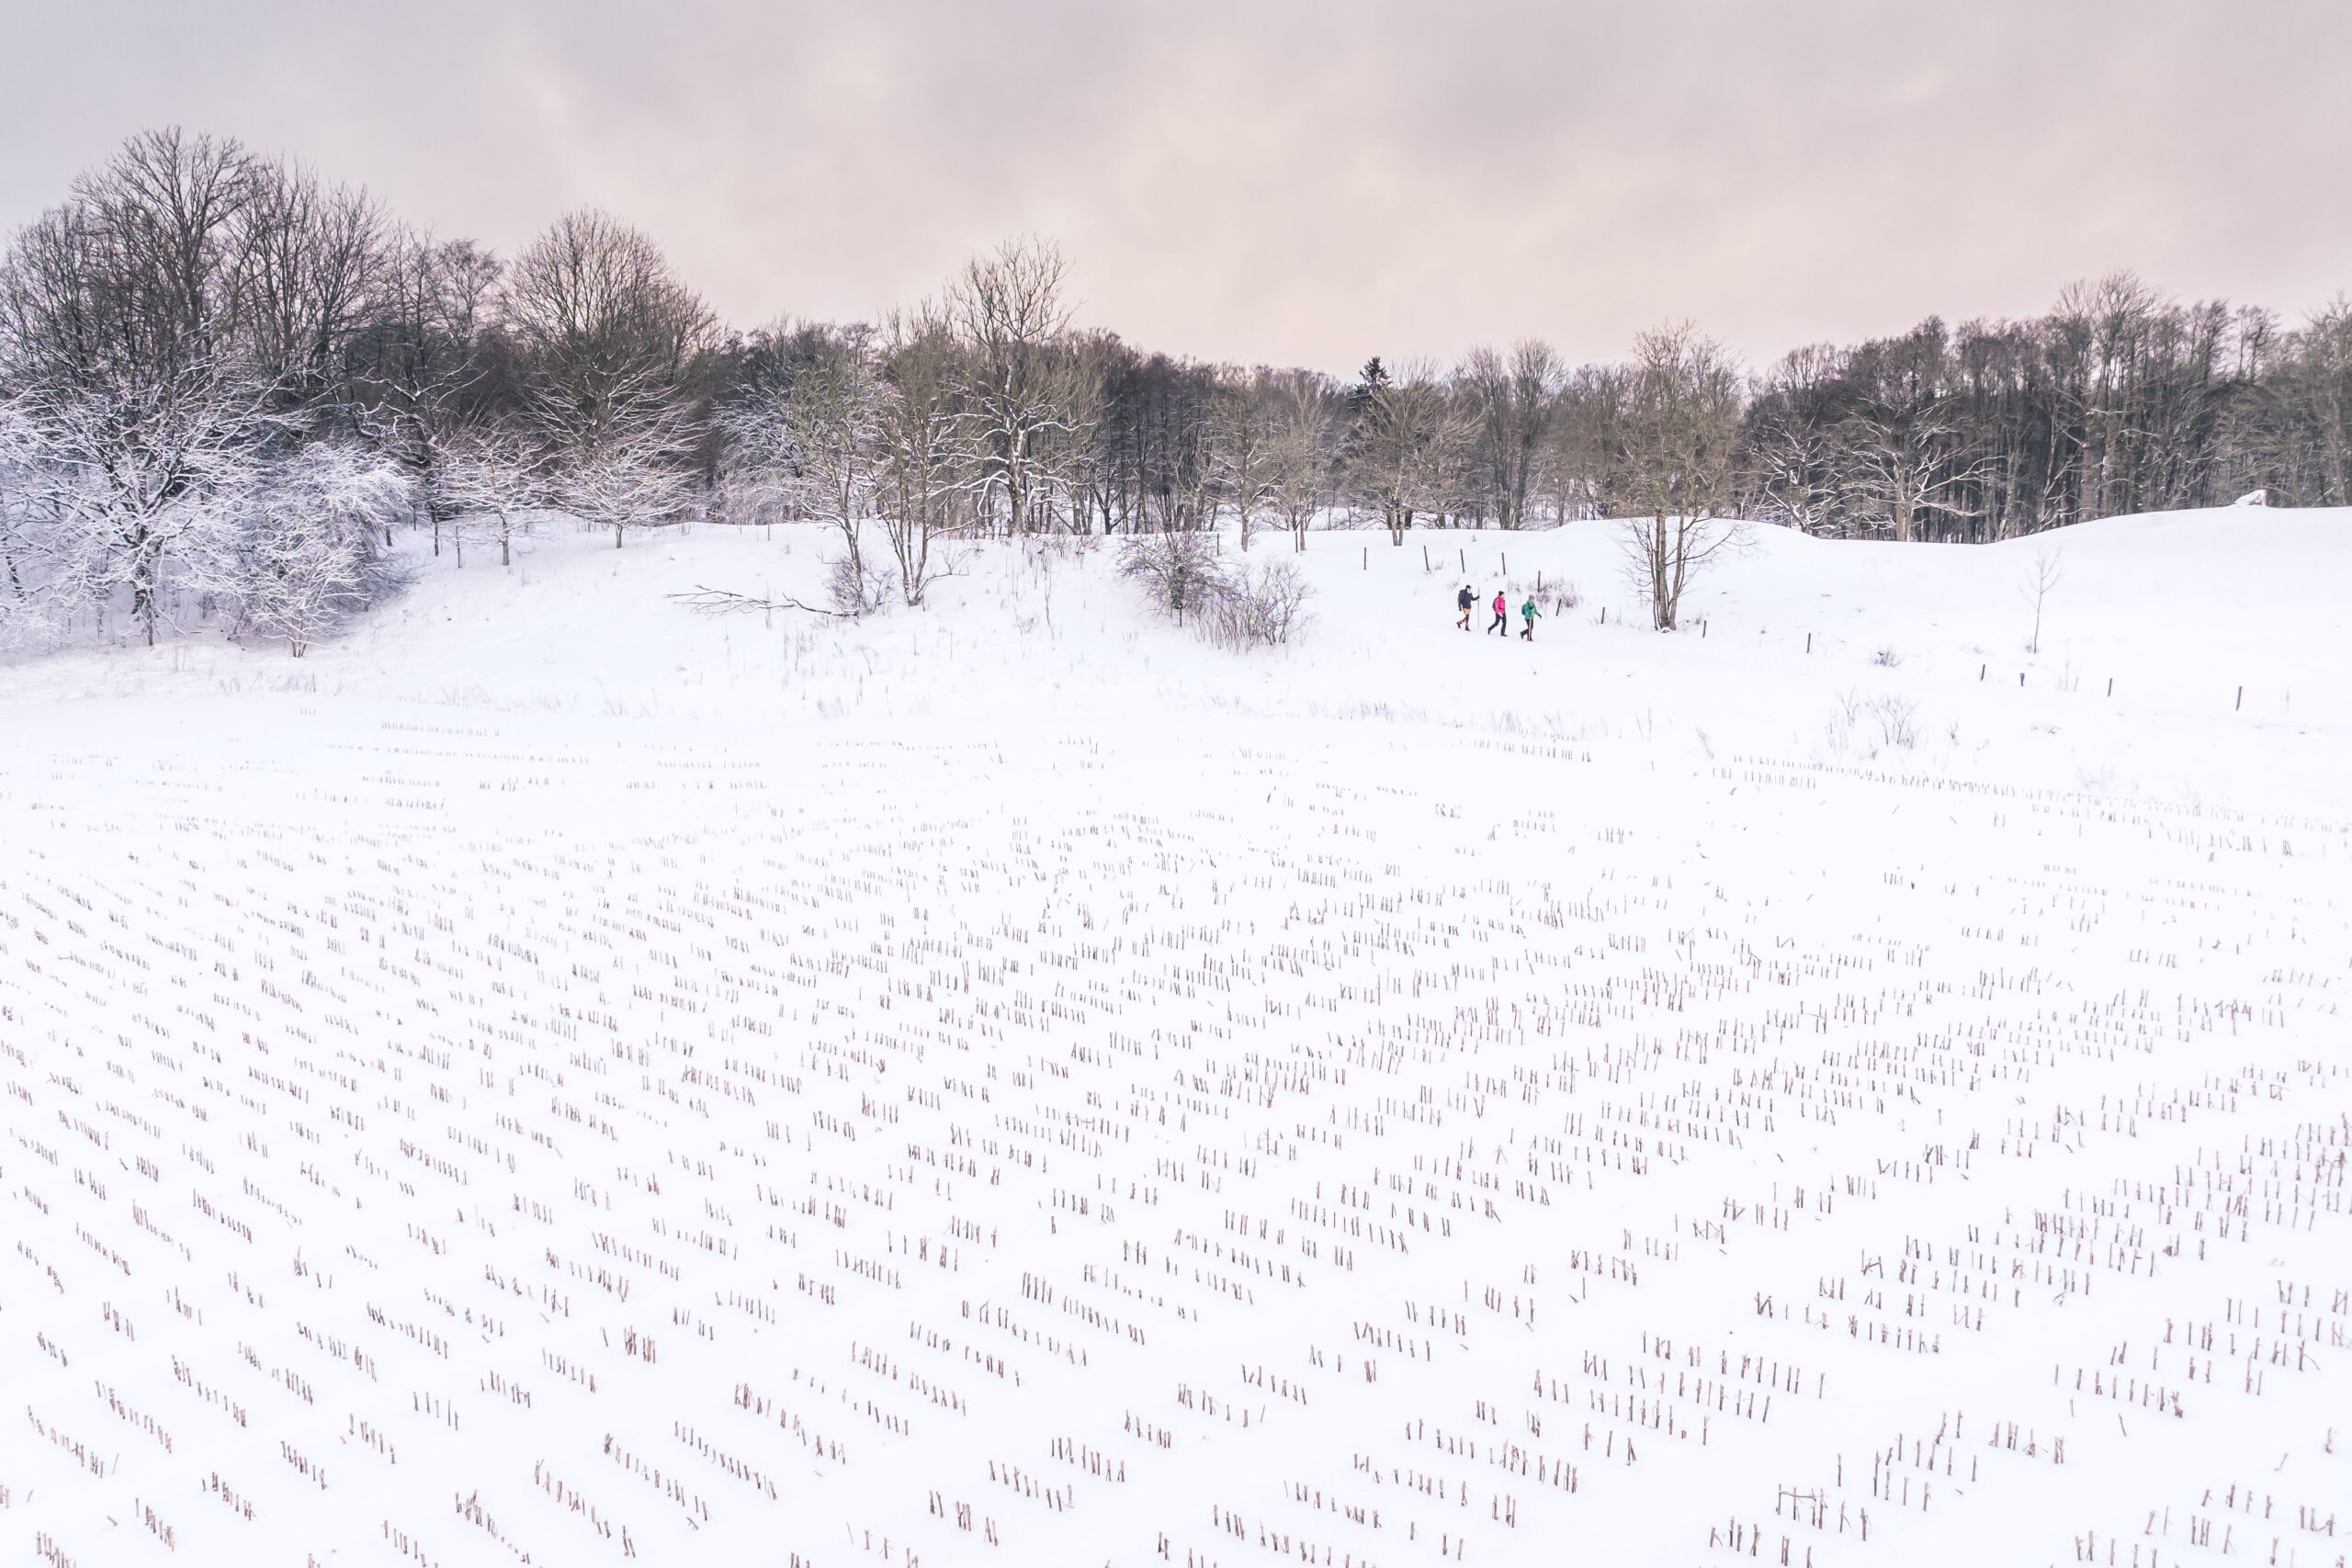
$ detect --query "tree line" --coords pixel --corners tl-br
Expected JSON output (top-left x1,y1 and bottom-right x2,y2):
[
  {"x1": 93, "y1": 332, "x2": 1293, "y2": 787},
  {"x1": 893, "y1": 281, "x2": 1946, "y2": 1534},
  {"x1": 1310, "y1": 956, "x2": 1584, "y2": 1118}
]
[{"x1": 4, "y1": 129, "x2": 2348, "y2": 651}]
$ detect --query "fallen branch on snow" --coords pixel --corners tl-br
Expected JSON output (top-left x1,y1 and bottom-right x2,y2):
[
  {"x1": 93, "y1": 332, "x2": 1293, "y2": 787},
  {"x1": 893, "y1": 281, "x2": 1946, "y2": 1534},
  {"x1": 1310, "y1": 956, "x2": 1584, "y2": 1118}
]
[{"x1": 668, "y1": 585, "x2": 855, "y2": 619}]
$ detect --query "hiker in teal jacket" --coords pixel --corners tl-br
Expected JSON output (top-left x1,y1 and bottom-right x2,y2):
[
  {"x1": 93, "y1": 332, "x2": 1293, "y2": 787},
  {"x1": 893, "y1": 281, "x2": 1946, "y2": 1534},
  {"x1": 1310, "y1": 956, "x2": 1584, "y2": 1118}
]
[{"x1": 1520, "y1": 595, "x2": 1541, "y2": 641}]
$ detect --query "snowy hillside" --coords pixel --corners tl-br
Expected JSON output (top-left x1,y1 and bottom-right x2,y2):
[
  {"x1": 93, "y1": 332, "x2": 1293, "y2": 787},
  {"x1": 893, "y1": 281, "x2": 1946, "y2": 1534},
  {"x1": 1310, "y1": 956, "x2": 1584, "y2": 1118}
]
[{"x1": 3, "y1": 509, "x2": 2347, "y2": 1567}]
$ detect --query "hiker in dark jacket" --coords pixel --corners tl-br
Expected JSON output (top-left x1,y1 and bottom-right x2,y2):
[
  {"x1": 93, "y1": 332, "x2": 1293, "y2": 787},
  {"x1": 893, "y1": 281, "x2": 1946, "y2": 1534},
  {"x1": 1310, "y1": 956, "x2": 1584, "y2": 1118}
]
[
  {"x1": 1456, "y1": 584, "x2": 1476, "y2": 629},
  {"x1": 1521, "y1": 595, "x2": 1541, "y2": 640},
  {"x1": 1487, "y1": 591, "x2": 1509, "y2": 636}
]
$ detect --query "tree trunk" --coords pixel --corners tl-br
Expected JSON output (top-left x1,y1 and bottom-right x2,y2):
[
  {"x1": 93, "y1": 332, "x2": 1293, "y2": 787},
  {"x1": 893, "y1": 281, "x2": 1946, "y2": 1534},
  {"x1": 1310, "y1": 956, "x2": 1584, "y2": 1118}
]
[{"x1": 131, "y1": 525, "x2": 160, "y2": 647}]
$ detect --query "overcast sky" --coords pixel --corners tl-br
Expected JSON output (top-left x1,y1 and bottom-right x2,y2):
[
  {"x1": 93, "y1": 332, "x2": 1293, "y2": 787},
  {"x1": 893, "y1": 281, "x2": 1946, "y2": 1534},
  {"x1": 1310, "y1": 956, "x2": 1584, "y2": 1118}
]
[{"x1": 3, "y1": 0, "x2": 2346, "y2": 374}]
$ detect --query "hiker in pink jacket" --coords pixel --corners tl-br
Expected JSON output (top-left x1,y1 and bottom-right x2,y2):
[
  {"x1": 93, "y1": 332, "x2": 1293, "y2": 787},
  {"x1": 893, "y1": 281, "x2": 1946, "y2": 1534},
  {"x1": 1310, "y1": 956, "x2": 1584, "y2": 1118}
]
[{"x1": 1487, "y1": 591, "x2": 1509, "y2": 636}]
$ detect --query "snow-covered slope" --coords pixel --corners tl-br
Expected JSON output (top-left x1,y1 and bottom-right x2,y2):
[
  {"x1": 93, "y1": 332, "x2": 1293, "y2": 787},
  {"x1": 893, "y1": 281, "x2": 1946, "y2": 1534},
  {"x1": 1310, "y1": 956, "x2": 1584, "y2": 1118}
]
[
  {"x1": 3, "y1": 510, "x2": 2346, "y2": 1567},
  {"x1": 15, "y1": 503, "x2": 2342, "y2": 811}
]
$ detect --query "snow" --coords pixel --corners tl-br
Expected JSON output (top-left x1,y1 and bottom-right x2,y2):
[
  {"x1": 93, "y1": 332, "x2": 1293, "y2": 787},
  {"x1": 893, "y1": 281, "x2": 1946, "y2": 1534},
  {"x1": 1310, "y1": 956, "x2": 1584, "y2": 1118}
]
[{"x1": 3, "y1": 509, "x2": 2347, "y2": 1567}]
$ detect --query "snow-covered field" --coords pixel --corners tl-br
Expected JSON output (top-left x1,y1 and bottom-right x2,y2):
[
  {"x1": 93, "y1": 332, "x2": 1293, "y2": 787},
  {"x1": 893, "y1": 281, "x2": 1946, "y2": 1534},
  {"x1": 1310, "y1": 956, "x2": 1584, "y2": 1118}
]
[{"x1": 3, "y1": 511, "x2": 2346, "y2": 1567}]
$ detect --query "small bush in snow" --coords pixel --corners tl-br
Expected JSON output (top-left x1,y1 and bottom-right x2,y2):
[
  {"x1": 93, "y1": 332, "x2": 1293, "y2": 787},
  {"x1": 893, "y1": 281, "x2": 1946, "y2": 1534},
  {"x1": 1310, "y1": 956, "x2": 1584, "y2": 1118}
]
[
  {"x1": 1872, "y1": 645, "x2": 1902, "y2": 668},
  {"x1": 1202, "y1": 561, "x2": 1315, "y2": 650},
  {"x1": 1118, "y1": 531, "x2": 1230, "y2": 618},
  {"x1": 1869, "y1": 694, "x2": 1919, "y2": 750},
  {"x1": 827, "y1": 553, "x2": 894, "y2": 617},
  {"x1": 1120, "y1": 534, "x2": 1313, "y2": 651}
]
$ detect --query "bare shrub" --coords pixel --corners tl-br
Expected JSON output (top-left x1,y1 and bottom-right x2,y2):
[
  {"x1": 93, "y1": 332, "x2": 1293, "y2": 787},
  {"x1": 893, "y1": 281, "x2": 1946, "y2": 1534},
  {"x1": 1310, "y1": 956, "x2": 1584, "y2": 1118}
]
[
  {"x1": 1871, "y1": 645, "x2": 1902, "y2": 668},
  {"x1": 1870, "y1": 694, "x2": 1919, "y2": 750},
  {"x1": 1202, "y1": 561, "x2": 1315, "y2": 649},
  {"x1": 1120, "y1": 534, "x2": 1312, "y2": 651},
  {"x1": 827, "y1": 553, "x2": 893, "y2": 616},
  {"x1": 1118, "y1": 531, "x2": 1230, "y2": 618},
  {"x1": 1822, "y1": 687, "x2": 1865, "y2": 756}
]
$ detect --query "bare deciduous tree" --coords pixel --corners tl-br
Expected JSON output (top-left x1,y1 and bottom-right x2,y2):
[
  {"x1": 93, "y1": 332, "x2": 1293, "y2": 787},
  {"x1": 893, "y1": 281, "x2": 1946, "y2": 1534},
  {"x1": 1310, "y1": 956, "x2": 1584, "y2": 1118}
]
[
  {"x1": 1264, "y1": 373, "x2": 1334, "y2": 552},
  {"x1": 358, "y1": 232, "x2": 503, "y2": 552},
  {"x1": 1348, "y1": 357, "x2": 1471, "y2": 543},
  {"x1": 878, "y1": 305, "x2": 974, "y2": 604},
  {"x1": 209, "y1": 440, "x2": 410, "y2": 655},
  {"x1": 1208, "y1": 367, "x2": 1279, "y2": 549},
  {"x1": 2019, "y1": 544, "x2": 2063, "y2": 653},
  {"x1": 2293, "y1": 296, "x2": 2352, "y2": 502},
  {"x1": 0, "y1": 130, "x2": 276, "y2": 644},
  {"x1": 506, "y1": 210, "x2": 712, "y2": 546},
  {"x1": 235, "y1": 159, "x2": 389, "y2": 410},
  {"x1": 434, "y1": 420, "x2": 542, "y2": 568},
  {"x1": 717, "y1": 324, "x2": 896, "y2": 607},
  {"x1": 67, "y1": 128, "x2": 258, "y2": 373},
  {"x1": 946, "y1": 238, "x2": 1086, "y2": 536},
  {"x1": 551, "y1": 388, "x2": 704, "y2": 549},
  {"x1": 1749, "y1": 413, "x2": 1841, "y2": 533},
  {"x1": 1838, "y1": 408, "x2": 1994, "y2": 542},
  {"x1": 786, "y1": 338, "x2": 893, "y2": 607},
  {"x1": 1463, "y1": 338, "x2": 1560, "y2": 529},
  {"x1": 1614, "y1": 324, "x2": 1745, "y2": 631},
  {"x1": 1546, "y1": 364, "x2": 1627, "y2": 523}
]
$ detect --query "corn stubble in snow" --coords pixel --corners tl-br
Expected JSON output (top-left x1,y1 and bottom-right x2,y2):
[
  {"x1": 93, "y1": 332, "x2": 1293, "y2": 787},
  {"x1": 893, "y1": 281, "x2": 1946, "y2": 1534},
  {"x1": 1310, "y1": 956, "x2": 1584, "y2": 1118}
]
[{"x1": 2, "y1": 510, "x2": 2346, "y2": 1567}]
